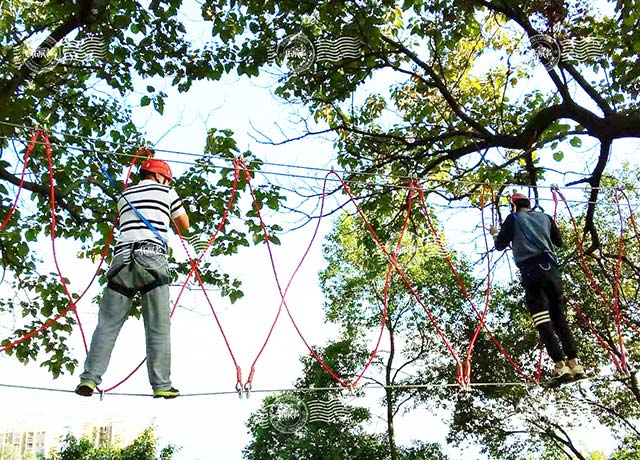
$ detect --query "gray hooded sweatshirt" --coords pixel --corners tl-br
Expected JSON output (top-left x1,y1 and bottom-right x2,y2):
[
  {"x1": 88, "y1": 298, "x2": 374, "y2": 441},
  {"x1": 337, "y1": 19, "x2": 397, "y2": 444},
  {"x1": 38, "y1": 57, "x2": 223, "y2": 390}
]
[{"x1": 494, "y1": 210, "x2": 563, "y2": 267}]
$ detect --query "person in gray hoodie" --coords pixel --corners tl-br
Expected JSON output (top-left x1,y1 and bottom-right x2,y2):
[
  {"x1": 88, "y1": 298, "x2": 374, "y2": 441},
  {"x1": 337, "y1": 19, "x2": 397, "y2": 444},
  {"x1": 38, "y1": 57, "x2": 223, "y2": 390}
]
[{"x1": 490, "y1": 192, "x2": 586, "y2": 388}]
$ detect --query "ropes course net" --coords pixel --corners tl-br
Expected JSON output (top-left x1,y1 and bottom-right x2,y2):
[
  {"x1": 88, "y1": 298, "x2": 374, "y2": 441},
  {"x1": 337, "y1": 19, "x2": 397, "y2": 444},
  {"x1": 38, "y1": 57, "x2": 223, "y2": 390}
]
[{"x1": 0, "y1": 129, "x2": 637, "y2": 395}]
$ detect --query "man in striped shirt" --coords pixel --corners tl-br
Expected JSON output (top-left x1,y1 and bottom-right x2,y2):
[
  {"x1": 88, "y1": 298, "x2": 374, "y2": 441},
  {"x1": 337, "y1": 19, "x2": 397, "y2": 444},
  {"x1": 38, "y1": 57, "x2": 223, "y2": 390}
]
[{"x1": 75, "y1": 158, "x2": 190, "y2": 399}]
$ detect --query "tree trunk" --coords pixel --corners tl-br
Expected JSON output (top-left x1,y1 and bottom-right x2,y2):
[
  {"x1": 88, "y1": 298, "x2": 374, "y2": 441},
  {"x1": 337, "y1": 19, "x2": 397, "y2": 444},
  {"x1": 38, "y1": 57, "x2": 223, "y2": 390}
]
[
  {"x1": 626, "y1": 371, "x2": 640, "y2": 404},
  {"x1": 386, "y1": 323, "x2": 398, "y2": 460}
]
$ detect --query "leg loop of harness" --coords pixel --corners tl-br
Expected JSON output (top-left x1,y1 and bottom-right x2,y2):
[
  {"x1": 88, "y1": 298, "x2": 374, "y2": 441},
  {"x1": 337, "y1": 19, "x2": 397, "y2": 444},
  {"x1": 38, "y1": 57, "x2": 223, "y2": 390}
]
[
  {"x1": 107, "y1": 280, "x2": 137, "y2": 299},
  {"x1": 139, "y1": 275, "x2": 171, "y2": 296}
]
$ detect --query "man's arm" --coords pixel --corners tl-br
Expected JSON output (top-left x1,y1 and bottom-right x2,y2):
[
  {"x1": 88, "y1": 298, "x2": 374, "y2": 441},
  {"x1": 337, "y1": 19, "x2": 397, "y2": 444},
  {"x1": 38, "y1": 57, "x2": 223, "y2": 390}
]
[
  {"x1": 549, "y1": 216, "x2": 563, "y2": 248},
  {"x1": 173, "y1": 212, "x2": 190, "y2": 233},
  {"x1": 169, "y1": 190, "x2": 190, "y2": 233},
  {"x1": 493, "y1": 214, "x2": 515, "y2": 251}
]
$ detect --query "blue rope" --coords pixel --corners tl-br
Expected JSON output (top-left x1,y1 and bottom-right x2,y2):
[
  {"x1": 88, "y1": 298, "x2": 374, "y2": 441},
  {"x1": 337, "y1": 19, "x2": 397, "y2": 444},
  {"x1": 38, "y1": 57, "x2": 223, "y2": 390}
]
[{"x1": 94, "y1": 156, "x2": 168, "y2": 250}]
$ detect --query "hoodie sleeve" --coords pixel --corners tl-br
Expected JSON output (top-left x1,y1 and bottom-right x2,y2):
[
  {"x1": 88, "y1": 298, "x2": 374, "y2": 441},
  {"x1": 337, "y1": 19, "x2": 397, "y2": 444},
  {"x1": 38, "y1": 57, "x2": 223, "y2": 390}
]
[{"x1": 494, "y1": 214, "x2": 515, "y2": 251}]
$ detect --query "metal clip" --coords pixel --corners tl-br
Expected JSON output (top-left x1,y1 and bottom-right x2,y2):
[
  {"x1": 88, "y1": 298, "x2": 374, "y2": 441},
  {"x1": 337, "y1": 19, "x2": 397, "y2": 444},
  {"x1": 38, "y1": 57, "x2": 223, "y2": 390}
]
[
  {"x1": 345, "y1": 382, "x2": 356, "y2": 397},
  {"x1": 458, "y1": 378, "x2": 471, "y2": 392}
]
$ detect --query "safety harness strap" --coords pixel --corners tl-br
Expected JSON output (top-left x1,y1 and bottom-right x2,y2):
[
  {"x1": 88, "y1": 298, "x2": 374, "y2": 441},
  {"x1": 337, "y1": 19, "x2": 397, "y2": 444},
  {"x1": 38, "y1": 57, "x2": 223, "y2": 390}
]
[
  {"x1": 107, "y1": 241, "x2": 171, "y2": 299},
  {"x1": 107, "y1": 280, "x2": 137, "y2": 299},
  {"x1": 139, "y1": 275, "x2": 171, "y2": 296},
  {"x1": 93, "y1": 155, "x2": 168, "y2": 250}
]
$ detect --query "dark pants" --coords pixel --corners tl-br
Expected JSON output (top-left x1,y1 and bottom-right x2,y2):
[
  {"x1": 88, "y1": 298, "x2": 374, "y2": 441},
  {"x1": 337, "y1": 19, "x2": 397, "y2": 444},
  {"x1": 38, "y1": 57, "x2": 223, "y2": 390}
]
[{"x1": 520, "y1": 256, "x2": 577, "y2": 362}]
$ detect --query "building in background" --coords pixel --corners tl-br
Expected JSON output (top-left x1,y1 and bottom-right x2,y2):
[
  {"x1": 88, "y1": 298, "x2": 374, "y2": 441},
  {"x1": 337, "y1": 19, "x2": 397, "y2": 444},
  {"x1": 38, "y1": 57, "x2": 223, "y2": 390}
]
[
  {"x1": 0, "y1": 428, "x2": 59, "y2": 459},
  {"x1": 0, "y1": 417, "x2": 146, "y2": 459}
]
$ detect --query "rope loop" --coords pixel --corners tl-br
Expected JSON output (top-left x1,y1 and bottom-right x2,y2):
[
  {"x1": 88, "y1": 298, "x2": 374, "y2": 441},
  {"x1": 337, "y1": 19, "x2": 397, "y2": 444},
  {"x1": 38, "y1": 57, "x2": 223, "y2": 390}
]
[{"x1": 550, "y1": 183, "x2": 628, "y2": 372}]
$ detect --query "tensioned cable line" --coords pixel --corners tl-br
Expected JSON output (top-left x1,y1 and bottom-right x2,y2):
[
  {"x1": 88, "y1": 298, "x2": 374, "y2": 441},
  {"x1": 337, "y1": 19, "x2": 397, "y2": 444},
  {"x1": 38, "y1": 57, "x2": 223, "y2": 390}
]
[
  {"x1": 0, "y1": 122, "x2": 632, "y2": 192},
  {"x1": 0, "y1": 372, "x2": 630, "y2": 398},
  {"x1": 0, "y1": 135, "x2": 635, "y2": 207}
]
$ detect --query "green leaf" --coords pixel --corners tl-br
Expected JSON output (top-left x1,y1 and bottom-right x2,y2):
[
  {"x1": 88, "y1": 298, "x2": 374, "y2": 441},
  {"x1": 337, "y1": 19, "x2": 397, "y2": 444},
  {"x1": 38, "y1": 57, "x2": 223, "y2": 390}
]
[
  {"x1": 141, "y1": 96, "x2": 151, "y2": 107},
  {"x1": 153, "y1": 96, "x2": 165, "y2": 115},
  {"x1": 229, "y1": 290, "x2": 244, "y2": 304}
]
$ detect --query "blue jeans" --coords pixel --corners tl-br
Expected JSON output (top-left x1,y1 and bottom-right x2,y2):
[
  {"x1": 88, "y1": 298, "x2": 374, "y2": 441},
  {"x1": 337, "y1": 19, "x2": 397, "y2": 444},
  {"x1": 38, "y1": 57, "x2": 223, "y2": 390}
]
[{"x1": 80, "y1": 247, "x2": 173, "y2": 391}]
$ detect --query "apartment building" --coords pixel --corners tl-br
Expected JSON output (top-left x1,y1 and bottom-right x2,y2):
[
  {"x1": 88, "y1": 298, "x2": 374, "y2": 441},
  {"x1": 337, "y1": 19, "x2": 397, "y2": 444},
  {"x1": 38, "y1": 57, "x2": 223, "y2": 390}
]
[{"x1": 0, "y1": 417, "x2": 142, "y2": 459}]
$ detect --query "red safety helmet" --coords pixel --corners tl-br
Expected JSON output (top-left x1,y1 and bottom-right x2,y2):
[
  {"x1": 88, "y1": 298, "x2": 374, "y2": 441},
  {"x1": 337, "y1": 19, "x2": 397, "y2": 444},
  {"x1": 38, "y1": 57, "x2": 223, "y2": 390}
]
[
  {"x1": 510, "y1": 192, "x2": 530, "y2": 204},
  {"x1": 140, "y1": 158, "x2": 173, "y2": 182}
]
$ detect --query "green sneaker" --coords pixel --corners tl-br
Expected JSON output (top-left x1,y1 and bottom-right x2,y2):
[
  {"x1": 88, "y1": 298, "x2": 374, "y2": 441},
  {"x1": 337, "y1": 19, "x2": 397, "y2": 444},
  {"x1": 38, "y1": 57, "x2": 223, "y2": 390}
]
[
  {"x1": 75, "y1": 381, "x2": 96, "y2": 397},
  {"x1": 153, "y1": 387, "x2": 180, "y2": 399}
]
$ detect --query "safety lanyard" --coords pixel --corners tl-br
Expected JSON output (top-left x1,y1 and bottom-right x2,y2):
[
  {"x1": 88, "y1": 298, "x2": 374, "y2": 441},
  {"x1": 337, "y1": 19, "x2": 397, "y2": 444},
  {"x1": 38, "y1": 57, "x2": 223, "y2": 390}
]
[{"x1": 94, "y1": 156, "x2": 168, "y2": 250}]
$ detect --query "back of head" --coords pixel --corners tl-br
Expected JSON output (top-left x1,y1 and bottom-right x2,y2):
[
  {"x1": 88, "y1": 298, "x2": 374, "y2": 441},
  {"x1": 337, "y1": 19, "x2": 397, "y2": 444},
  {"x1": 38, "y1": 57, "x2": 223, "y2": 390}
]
[
  {"x1": 139, "y1": 158, "x2": 173, "y2": 184},
  {"x1": 510, "y1": 193, "x2": 531, "y2": 212}
]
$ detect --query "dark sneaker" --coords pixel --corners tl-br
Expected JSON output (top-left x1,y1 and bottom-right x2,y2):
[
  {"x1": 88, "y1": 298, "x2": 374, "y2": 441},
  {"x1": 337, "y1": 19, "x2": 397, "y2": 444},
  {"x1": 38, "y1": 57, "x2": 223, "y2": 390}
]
[
  {"x1": 543, "y1": 365, "x2": 574, "y2": 389},
  {"x1": 153, "y1": 387, "x2": 180, "y2": 399},
  {"x1": 75, "y1": 381, "x2": 96, "y2": 397},
  {"x1": 569, "y1": 364, "x2": 588, "y2": 382}
]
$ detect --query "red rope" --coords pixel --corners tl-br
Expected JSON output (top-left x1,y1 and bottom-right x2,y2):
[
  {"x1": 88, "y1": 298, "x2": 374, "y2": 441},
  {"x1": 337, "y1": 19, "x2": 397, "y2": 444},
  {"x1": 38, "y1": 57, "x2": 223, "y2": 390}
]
[
  {"x1": 240, "y1": 164, "x2": 350, "y2": 388},
  {"x1": 353, "y1": 184, "x2": 414, "y2": 388},
  {"x1": 463, "y1": 184, "x2": 494, "y2": 385},
  {"x1": 103, "y1": 159, "x2": 242, "y2": 393},
  {"x1": 550, "y1": 187, "x2": 624, "y2": 369},
  {"x1": 240, "y1": 164, "x2": 451, "y2": 389},
  {"x1": 551, "y1": 186, "x2": 628, "y2": 370},
  {"x1": 334, "y1": 175, "x2": 464, "y2": 385},
  {"x1": 617, "y1": 188, "x2": 640, "y2": 247},
  {"x1": 612, "y1": 188, "x2": 627, "y2": 369},
  {"x1": 41, "y1": 132, "x2": 93, "y2": 355},
  {"x1": 416, "y1": 184, "x2": 537, "y2": 384},
  {"x1": 568, "y1": 300, "x2": 622, "y2": 369},
  {"x1": 0, "y1": 131, "x2": 38, "y2": 233},
  {"x1": 0, "y1": 139, "x2": 243, "y2": 391},
  {"x1": 0, "y1": 142, "x2": 146, "y2": 355}
]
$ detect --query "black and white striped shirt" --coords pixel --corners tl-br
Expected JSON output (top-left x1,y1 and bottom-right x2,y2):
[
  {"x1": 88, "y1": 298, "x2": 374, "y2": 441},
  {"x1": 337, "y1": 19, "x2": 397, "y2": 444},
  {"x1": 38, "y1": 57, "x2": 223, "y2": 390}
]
[{"x1": 115, "y1": 179, "x2": 186, "y2": 246}]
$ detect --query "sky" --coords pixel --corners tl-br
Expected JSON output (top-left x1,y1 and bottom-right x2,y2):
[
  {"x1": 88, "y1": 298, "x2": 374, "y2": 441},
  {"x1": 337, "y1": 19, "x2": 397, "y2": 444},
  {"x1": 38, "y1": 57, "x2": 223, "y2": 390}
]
[{"x1": 0, "y1": 1, "x2": 637, "y2": 459}]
